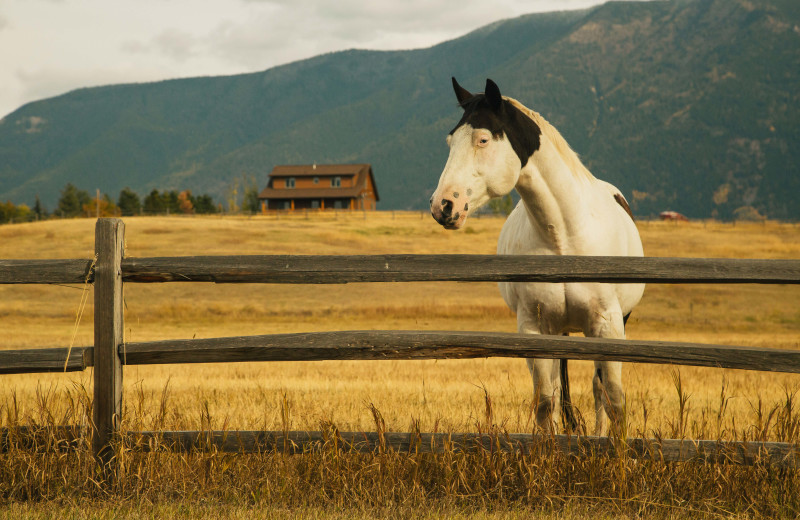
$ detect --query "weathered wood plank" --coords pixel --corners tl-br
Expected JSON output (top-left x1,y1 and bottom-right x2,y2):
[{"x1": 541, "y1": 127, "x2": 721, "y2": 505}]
[
  {"x1": 120, "y1": 330, "x2": 800, "y2": 374},
  {"x1": 0, "y1": 259, "x2": 94, "y2": 284},
  {"x1": 4, "y1": 426, "x2": 794, "y2": 466},
  {"x1": 0, "y1": 347, "x2": 90, "y2": 374},
  {"x1": 1, "y1": 255, "x2": 796, "y2": 285},
  {"x1": 2, "y1": 329, "x2": 798, "y2": 376},
  {"x1": 121, "y1": 255, "x2": 800, "y2": 284},
  {"x1": 126, "y1": 429, "x2": 798, "y2": 467},
  {"x1": 2, "y1": 330, "x2": 798, "y2": 376},
  {"x1": 93, "y1": 218, "x2": 125, "y2": 475}
]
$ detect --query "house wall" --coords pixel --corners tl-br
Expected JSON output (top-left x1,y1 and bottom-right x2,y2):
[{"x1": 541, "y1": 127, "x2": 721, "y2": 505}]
[
  {"x1": 263, "y1": 198, "x2": 363, "y2": 211},
  {"x1": 273, "y1": 175, "x2": 355, "y2": 189}
]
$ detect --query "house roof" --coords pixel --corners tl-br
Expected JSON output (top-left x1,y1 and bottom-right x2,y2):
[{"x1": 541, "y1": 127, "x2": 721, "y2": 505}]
[
  {"x1": 268, "y1": 164, "x2": 370, "y2": 178},
  {"x1": 259, "y1": 163, "x2": 379, "y2": 201}
]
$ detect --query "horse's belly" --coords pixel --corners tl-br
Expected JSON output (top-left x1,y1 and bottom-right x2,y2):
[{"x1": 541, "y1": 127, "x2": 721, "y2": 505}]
[
  {"x1": 497, "y1": 202, "x2": 645, "y2": 333},
  {"x1": 501, "y1": 280, "x2": 643, "y2": 334}
]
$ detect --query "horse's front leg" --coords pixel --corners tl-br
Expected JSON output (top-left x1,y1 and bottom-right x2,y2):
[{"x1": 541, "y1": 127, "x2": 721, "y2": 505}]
[
  {"x1": 518, "y1": 316, "x2": 562, "y2": 433},
  {"x1": 587, "y1": 309, "x2": 626, "y2": 437},
  {"x1": 527, "y1": 357, "x2": 562, "y2": 433}
]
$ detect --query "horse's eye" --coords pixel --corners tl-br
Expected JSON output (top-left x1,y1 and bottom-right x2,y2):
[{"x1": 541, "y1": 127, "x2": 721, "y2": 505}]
[{"x1": 479, "y1": 138, "x2": 489, "y2": 145}]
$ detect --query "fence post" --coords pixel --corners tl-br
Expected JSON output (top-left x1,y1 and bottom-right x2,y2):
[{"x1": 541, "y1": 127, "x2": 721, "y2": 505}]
[{"x1": 93, "y1": 218, "x2": 125, "y2": 479}]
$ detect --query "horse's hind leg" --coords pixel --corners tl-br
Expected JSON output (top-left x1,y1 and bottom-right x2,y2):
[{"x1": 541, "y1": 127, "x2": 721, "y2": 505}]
[
  {"x1": 592, "y1": 360, "x2": 624, "y2": 436},
  {"x1": 587, "y1": 308, "x2": 626, "y2": 436}
]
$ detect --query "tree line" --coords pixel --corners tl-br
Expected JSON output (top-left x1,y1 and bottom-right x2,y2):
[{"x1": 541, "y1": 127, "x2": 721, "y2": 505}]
[
  {"x1": 0, "y1": 183, "x2": 264, "y2": 224},
  {"x1": 57, "y1": 184, "x2": 224, "y2": 219},
  {"x1": 0, "y1": 178, "x2": 261, "y2": 224}
]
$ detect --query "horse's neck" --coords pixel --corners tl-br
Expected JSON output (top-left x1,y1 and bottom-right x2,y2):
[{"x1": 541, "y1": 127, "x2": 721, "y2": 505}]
[{"x1": 515, "y1": 137, "x2": 594, "y2": 254}]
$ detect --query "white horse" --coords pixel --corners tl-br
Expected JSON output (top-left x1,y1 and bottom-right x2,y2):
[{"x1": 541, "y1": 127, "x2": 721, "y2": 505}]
[{"x1": 430, "y1": 78, "x2": 644, "y2": 436}]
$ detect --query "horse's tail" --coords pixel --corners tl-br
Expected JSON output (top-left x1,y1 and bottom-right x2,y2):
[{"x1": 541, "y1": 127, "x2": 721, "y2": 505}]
[{"x1": 560, "y1": 353, "x2": 578, "y2": 434}]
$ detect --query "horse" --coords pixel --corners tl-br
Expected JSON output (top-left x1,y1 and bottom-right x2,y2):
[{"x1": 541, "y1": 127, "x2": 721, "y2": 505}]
[{"x1": 430, "y1": 78, "x2": 645, "y2": 436}]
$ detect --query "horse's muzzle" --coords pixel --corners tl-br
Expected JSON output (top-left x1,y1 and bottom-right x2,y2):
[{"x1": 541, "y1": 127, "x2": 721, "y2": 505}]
[{"x1": 431, "y1": 197, "x2": 464, "y2": 229}]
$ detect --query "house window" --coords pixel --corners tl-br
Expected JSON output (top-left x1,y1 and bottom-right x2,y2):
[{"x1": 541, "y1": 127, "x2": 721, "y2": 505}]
[
  {"x1": 311, "y1": 200, "x2": 319, "y2": 209},
  {"x1": 286, "y1": 177, "x2": 295, "y2": 188},
  {"x1": 334, "y1": 200, "x2": 342, "y2": 209},
  {"x1": 331, "y1": 176, "x2": 341, "y2": 188},
  {"x1": 313, "y1": 176, "x2": 319, "y2": 184}
]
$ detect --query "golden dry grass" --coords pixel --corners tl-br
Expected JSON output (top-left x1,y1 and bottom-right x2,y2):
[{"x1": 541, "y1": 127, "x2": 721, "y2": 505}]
[
  {"x1": 1, "y1": 213, "x2": 799, "y2": 518},
  {"x1": 1, "y1": 214, "x2": 798, "y2": 435}
]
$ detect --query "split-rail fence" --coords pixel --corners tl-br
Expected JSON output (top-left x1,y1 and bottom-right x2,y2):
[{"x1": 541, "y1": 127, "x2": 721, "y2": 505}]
[{"x1": 1, "y1": 218, "x2": 800, "y2": 476}]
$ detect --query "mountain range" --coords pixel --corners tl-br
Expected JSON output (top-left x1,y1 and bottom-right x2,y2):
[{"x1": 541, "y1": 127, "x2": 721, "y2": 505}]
[{"x1": 1, "y1": 0, "x2": 798, "y2": 219}]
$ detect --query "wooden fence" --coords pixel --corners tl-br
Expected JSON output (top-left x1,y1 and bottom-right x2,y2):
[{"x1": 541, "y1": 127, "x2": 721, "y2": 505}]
[{"x1": 1, "y1": 218, "x2": 800, "y2": 474}]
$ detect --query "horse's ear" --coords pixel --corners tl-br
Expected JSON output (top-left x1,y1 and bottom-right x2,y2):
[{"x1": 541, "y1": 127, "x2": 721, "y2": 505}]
[
  {"x1": 485, "y1": 79, "x2": 502, "y2": 112},
  {"x1": 452, "y1": 77, "x2": 473, "y2": 106}
]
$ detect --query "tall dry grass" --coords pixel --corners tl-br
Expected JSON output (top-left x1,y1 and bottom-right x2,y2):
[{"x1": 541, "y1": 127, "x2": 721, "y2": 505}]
[
  {"x1": 1, "y1": 213, "x2": 799, "y2": 518},
  {"x1": 1, "y1": 376, "x2": 799, "y2": 518}
]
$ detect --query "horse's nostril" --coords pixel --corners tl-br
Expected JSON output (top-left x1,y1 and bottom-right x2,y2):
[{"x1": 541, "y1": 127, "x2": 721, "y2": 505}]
[{"x1": 441, "y1": 199, "x2": 454, "y2": 217}]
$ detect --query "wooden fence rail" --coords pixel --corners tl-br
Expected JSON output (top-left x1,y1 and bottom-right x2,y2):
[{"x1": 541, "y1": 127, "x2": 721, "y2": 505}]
[
  {"x1": 1, "y1": 219, "x2": 799, "y2": 475},
  {"x1": 4, "y1": 331, "x2": 800, "y2": 376},
  {"x1": 1, "y1": 427, "x2": 796, "y2": 468},
  {"x1": 2, "y1": 255, "x2": 799, "y2": 285}
]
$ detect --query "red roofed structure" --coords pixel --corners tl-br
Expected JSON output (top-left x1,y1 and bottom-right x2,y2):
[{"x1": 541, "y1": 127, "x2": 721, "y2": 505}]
[
  {"x1": 258, "y1": 164, "x2": 379, "y2": 212},
  {"x1": 659, "y1": 211, "x2": 689, "y2": 222}
]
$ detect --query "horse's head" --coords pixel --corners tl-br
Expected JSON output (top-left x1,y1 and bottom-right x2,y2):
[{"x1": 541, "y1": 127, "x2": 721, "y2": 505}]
[{"x1": 430, "y1": 78, "x2": 541, "y2": 229}]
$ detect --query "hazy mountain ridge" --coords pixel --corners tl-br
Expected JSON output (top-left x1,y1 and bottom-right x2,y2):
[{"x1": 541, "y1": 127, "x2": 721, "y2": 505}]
[{"x1": 1, "y1": 0, "x2": 797, "y2": 218}]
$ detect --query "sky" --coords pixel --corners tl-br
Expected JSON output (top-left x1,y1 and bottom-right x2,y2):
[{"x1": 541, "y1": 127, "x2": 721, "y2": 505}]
[{"x1": 0, "y1": 0, "x2": 611, "y2": 119}]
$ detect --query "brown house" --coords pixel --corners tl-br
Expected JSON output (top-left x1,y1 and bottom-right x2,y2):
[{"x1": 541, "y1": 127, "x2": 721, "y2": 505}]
[{"x1": 258, "y1": 164, "x2": 379, "y2": 212}]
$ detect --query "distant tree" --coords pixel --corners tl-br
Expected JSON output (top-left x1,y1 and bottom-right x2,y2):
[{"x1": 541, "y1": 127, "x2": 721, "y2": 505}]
[
  {"x1": 0, "y1": 201, "x2": 15, "y2": 223},
  {"x1": 163, "y1": 190, "x2": 181, "y2": 215},
  {"x1": 57, "y1": 183, "x2": 91, "y2": 218},
  {"x1": 83, "y1": 193, "x2": 118, "y2": 217},
  {"x1": 733, "y1": 205, "x2": 766, "y2": 221},
  {"x1": 0, "y1": 201, "x2": 32, "y2": 224},
  {"x1": 193, "y1": 194, "x2": 217, "y2": 214},
  {"x1": 178, "y1": 190, "x2": 194, "y2": 214},
  {"x1": 226, "y1": 178, "x2": 240, "y2": 214},
  {"x1": 487, "y1": 194, "x2": 514, "y2": 216},
  {"x1": 117, "y1": 187, "x2": 141, "y2": 216},
  {"x1": 242, "y1": 185, "x2": 261, "y2": 214},
  {"x1": 143, "y1": 189, "x2": 165, "y2": 214},
  {"x1": 16, "y1": 204, "x2": 31, "y2": 222},
  {"x1": 33, "y1": 195, "x2": 48, "y2": 220}
]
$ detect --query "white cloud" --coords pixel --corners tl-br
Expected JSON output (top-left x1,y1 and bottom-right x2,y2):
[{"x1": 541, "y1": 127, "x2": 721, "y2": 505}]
[
  {"x1": 123, "y1": 29, "x2": 200, "y2": 62},
  {"x1": 0, "y1": 0, "x2": 615, "y2": 117},
  {"x1": 13, "y1": 66, "x2": 169, "y2": 106}
]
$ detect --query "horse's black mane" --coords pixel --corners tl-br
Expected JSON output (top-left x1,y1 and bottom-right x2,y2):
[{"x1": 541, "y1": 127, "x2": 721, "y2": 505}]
[
  {"x1": 451, "y1": 94, "x2": 504, "y2": 138},
  {"x1": 456, "y1": 94, "x2": 487, "y2": 110}
]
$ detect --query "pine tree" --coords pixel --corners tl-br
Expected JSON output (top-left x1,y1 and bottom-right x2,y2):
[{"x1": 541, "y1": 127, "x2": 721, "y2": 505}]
[
  {"x1": 143, "y1": 189, "x2": 165, "y2": 215},
  {"x1": 33, "y1": 195, "x2": 47, "y2": 220},
  {"x1": 57, "y1": 183, "x2": 90, "y2": 217},
  {"x1": 117, "y1": 187, "x2": 141, "y2": 216}
]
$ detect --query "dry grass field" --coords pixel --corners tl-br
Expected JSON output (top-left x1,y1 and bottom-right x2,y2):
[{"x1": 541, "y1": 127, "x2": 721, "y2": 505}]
[{"x1": 1, "y1": 212, "x2": 799, "y2": 518}]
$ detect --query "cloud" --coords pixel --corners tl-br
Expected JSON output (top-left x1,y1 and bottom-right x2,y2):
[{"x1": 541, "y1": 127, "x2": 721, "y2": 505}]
[
  {"x1": 178, "y1": 0, "x2": 522, "y2": 71},
  {"x1": 123, "y1": 0, "x2": 614, "y2": 73},
  {"x1": 123, "y1": 29, "x2": 200, "y2": 62},
  {"x1": 13, "y1": 66, "x2": 174, "y2": 106},
  {"x1": 195, "y1": 0, "x2": 611, "y2": 70},
  {"x1": 2, "y1": 0, "x2": 613, "y2": 116}
]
